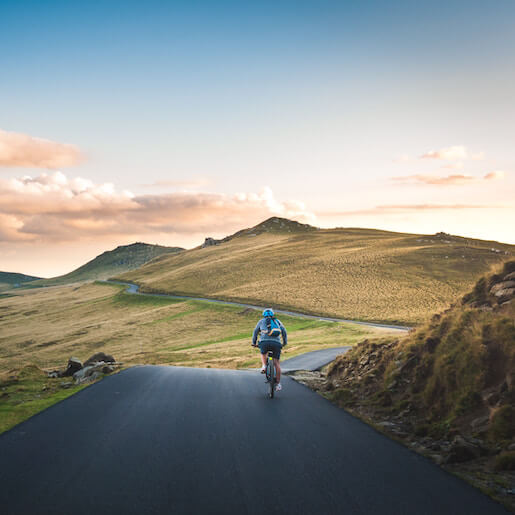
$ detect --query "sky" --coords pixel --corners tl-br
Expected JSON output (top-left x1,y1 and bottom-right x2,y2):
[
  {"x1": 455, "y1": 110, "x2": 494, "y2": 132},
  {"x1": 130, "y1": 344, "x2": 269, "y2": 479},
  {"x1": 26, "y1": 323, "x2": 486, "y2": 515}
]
[{"x1": 1, "y1": 0, "x2": 514, "y2": 277}]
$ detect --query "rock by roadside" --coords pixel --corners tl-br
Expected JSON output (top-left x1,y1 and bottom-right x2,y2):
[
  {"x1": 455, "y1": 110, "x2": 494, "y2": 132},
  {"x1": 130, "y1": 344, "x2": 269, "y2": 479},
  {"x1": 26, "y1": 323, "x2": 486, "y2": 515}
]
[{"x1": 47, "y1": 353, "x2": 122, "y2": 384}]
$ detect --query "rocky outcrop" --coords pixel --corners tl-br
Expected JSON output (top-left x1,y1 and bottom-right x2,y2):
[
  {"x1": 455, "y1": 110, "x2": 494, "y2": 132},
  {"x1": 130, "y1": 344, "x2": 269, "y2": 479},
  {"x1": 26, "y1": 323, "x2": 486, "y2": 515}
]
[
  {"x1": 84, "y1": 352, "x2": 115, "y2": 367},
  {"x1": 61, "y1": 357, "x2": 83, "y2": 377},
  {"x1": 47, "y1": 353, "x2": 121, "y2": 383},
  {"x1": 201, "y1": 237, "x2": 222, "y2": 248},
  {"x1": 292, "y1": 263, "x2": 515, "y2": 509},
  {"x1": 464, "y1": 262, "x2": 515, "y2": 308}
]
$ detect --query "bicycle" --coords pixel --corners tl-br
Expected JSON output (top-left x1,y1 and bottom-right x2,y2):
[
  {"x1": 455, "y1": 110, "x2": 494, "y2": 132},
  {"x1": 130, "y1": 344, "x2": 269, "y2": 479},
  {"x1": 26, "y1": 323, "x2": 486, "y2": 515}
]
[
  {"x1": 252, "y1": 345, "x2": 278, "y2": 398},
  {"x1": 265, "y1": 350, "x2": 276, "y2": 399}
]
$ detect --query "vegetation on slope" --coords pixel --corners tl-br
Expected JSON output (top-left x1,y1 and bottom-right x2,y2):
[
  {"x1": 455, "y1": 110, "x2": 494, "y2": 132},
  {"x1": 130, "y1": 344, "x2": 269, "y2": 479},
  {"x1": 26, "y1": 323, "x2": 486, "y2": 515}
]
[
  {"x1": 317, "y1": 262, "x2": 515, "y2": 508},
  {"x1": 119, "y1": 217, "x2": 513, "y2": 324},
  {"x1": 0, "y1": 271, "x2": 41, "y2": 292},
  {"x1": 0, "y1": 279, "x2": 395, "y2": 433},
  {"x1": 0, "y1": 281, "x2": 389, "y2": 376},
  {"x1": 29, "y1": 242, "x2": 184, "y2": 287},
  {"x1": 0, "y1": 365, "x2": 88, "y2": 434}
]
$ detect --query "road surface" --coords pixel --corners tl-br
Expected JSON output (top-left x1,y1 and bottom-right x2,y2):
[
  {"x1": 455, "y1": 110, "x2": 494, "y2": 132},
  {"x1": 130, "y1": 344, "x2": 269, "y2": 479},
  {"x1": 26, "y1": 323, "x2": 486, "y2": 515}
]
[
  {"x1": 0, "y1": 365, "x2": 507, "y2": 515},
  {"x1": 105, "y1": 280, "x2": 411, "y2": 332},
  {"x1": 281, "y1": 346, "x2": 351, "y2": 372}
]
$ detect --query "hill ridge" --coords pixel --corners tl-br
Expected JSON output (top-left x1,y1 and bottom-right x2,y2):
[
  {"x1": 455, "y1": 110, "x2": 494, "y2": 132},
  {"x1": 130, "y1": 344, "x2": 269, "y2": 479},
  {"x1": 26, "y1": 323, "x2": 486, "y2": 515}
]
[
  {"x1": 200, "y1": 216, "x2": 318, "y2": 248},
  {"x1": 28, "y1": 242, "x2": 184, "y2": 288},
  {"x1": 118, "y1": 221, "x2": 513, "y2": 325}
]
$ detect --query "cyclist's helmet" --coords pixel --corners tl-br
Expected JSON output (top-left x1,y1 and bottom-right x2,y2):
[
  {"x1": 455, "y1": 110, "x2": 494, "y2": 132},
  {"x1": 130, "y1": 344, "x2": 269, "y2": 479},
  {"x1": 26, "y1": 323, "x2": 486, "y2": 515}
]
[{"x1": 262, "y1": 308, "x2": 274, "y2": 317}]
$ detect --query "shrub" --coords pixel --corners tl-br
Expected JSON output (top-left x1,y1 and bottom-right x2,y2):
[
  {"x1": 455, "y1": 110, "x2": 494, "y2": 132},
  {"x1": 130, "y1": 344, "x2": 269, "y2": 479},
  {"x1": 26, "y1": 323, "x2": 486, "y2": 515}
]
[
  {"x1": 489, "y1": 406, "x2": 515, "y2": 440},
  {"x1": 493, "y1": 451, "x2": 515, "y2": 471},
  {"x1": 455, "y1": 391, "x2": 483, "y2": 416}
]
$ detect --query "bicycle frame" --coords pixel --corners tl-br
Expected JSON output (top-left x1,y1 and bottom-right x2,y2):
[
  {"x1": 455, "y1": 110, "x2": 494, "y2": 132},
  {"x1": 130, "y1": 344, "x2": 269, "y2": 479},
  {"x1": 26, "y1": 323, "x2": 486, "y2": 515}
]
[{"x1": 265, "y1": 351, "x2": 276, "y2": 398}]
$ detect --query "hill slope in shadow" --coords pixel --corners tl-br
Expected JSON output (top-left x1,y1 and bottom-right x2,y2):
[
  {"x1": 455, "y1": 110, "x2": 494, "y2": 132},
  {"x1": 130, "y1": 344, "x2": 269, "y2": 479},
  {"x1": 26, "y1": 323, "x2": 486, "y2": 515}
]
[{"x1": 30, "y1": 242, "x2": 184, "y2": 287}]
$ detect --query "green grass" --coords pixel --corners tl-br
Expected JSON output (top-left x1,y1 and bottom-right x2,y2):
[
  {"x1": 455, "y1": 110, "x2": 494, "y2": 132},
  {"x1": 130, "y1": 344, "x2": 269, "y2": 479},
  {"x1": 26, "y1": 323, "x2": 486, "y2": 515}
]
[
  {"x1": 0, "y1": 365, "x2": 89, "y2": 434},
  {"x1": 0, "y1": 281, "x2": 391, "y2": 376}
]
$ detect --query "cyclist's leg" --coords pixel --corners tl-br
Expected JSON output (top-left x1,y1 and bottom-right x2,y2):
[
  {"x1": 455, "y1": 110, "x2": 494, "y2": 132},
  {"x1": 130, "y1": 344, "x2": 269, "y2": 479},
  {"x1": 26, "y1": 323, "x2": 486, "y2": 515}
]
[
  {"x1": 273, "y1": 358, "x2": 281, "y2": 383},
  {"x1": 258, "y1": 341, "x2": 268, "y2": 369}
]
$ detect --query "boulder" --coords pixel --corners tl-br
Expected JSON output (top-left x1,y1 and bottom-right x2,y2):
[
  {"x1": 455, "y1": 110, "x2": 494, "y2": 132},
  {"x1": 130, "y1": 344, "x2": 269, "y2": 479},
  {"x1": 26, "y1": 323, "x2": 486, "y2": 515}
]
[
  {"x1": 445, "y1": 436, "x2": 481, "y2": 464},
  {"x1": 73, "y1": 365, "x2": 95, "y2": 383},
  {"x1": 73, "y1": 361, "x2": 116, "y2": 384},
  {"x1": 201, "y1": 237, "x2": 221, "y2": 248},
  {"x1": 62, "y1": 357, "x2": 83, "y2": 377},
  {"x1": 490, "y1": 281, "x2": 515, "y2": 295},
  {"x1": 84, "y1": 352, "x2": 115, "y2": 367}
]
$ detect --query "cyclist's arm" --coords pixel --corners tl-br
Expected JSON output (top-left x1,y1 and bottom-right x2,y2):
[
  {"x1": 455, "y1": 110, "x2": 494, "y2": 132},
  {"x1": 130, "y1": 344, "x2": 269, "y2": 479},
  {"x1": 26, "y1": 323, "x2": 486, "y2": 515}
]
[
  {"x1": 252, "y1": 322, "x2": 261, "y2": 346},
  {"x1": 280, "y1": 321, "x2": 287, "y2": 346}
]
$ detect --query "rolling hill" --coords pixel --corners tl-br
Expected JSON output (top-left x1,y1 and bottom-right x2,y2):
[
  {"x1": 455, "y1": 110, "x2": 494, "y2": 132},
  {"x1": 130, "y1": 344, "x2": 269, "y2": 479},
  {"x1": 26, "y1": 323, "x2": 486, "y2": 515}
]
[
  {"x1": 118, "y1": 217, "x2": 514, "y2": 325},
  {"x1": 0, "y1": 272, "x2": 41, "y2": 292},
  {"x1": 30, "y1": 242, "x2": 184, "y2": 287}
]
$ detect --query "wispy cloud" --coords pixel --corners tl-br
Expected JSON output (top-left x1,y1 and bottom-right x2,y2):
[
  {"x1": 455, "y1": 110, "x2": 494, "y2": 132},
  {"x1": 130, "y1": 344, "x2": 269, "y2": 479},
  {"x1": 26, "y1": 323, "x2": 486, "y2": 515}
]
[
  {"x1": 0, "y1": 129, "x2": 83, "y2": 169},
  {"x1": 140, "y1": 177, "x2": 212, "y2": 189},
  {"x1": 391, "y1": 171, "x2": 506, "y2": 186},
  {"x1": 420, "y1": 145, "x2": 468, "y2": 160},
  {"x1": 317, "y1": 204, "x2": 499, "y2": 217},
  {"x1": 442, "y1": 162, "x2": 464, "y2": 170},
  {"x1": 0, "y1": 172, "x2": 315, "y2": 242},
  {"x1": 484, "y1": 170, "x2": 505, "y2": 180}
]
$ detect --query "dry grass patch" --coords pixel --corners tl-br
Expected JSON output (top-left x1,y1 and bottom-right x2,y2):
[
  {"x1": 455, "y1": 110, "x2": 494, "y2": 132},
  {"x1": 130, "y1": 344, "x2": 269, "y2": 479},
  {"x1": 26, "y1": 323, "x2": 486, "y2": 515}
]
[
  {"x1": 0, "y1": 282, "x2": 392, "y2": 375},
  {"x1": 119, "y1": 228, "x2": 513, "y2": 325}
]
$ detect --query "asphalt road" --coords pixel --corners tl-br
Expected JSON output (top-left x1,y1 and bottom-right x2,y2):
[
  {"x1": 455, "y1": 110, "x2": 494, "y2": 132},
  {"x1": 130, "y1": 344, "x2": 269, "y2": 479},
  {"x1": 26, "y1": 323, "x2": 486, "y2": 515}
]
[
  {"x1": 281, "y1": 346, "x2": 351, "y2": 372},
  {"x1": 105, "y1": 280, "x2": 411, "y2": 332},
  {"x1": 0, "y1": 365, "x2": 507, "y2": 515}
]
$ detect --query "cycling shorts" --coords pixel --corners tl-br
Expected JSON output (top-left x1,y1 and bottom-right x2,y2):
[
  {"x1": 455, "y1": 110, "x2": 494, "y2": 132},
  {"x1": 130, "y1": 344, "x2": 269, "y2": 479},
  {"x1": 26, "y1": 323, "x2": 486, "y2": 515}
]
[{"x1": 259, "y1": 340, "x2": 282, "y2": 360}]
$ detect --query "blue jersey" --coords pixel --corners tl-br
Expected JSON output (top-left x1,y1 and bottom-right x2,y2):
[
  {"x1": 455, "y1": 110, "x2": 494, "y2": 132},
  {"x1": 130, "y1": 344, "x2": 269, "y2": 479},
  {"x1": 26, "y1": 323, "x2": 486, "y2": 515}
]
[{"x1": 252, "y1": 317, "x2": 287, "y2": 346}]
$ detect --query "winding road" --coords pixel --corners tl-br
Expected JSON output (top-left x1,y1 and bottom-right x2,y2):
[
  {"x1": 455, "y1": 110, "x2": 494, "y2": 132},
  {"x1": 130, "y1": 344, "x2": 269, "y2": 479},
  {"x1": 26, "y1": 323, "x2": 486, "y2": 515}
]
[
  {"x1": 104, "y1": 280, "x2": 411, "y2": 332},
  {"x1": 0, "y1": 357, "x2": 507, "y2": 515}
]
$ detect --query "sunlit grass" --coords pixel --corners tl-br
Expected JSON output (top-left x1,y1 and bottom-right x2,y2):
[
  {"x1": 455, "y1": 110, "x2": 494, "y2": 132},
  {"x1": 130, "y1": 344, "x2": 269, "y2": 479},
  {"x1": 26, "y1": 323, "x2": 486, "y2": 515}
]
[
  {"x1": 0, "y1": 282, "x2": 393, "y2": 375},
  {"x1": 118, "y1": 228, "x2": 512, "y2": 324}
]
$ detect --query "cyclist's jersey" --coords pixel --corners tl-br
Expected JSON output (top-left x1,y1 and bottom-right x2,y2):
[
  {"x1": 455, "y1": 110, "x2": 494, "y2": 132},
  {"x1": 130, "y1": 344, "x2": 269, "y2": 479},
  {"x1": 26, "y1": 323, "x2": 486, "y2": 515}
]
[{"x1": 252, "y1": 318, "x2": 287, "y2": 346}]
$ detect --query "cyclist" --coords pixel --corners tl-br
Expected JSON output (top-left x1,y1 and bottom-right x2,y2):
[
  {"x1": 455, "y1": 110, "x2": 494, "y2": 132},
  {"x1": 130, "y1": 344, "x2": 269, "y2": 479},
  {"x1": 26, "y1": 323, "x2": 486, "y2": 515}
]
[{"x1": 252, "y1": 308, "x2": 287, "y2": 391}]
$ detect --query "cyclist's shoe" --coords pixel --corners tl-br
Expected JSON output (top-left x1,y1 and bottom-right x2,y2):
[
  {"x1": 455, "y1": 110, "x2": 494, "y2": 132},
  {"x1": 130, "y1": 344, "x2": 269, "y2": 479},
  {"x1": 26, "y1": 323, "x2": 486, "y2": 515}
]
[
  {"x1": 260, "y1": 366, "x2": 266, "y2": 373},
  {"x1": 275, "y1": 383, "x2": 282, "y2": 391}
]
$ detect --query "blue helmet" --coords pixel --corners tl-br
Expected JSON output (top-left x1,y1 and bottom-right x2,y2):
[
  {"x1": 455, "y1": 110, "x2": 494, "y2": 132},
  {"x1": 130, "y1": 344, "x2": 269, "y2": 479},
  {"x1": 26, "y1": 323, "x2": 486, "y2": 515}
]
[{"x1": 262, "y1": 308, "x2": 274, "y2": 317}]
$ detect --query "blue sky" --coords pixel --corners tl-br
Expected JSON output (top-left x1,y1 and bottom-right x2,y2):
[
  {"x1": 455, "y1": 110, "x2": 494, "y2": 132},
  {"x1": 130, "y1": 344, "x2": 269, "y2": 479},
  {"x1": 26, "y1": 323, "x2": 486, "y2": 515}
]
[{"x1": 0, "y1": 0, "x2": 514, "y2": 275}]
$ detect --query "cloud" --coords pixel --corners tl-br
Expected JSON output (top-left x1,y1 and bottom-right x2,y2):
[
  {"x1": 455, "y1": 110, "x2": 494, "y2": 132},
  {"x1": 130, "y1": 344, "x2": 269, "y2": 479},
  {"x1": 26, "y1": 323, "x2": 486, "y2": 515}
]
[
  {"x1": 317, "y1": 204, "x2": 498, "y2": 217},
  {"x1": 420, "y1": 145, "x2": 468, "y2": 160},
  {"x1": 140, "y1": 178, "x2": 212, "y2": 189},
  {"x1": 391, "y1": 171, "x2": 506, "y2": 186},
  {"x1": 0, "y1": 172, "x2": 315, "y2": 242},
  {"x1": 442, "y1": 162, "x2": 464, "y2": 170},
  {"x1": 484, "y1": 170, "x2": 505, "y2": 180},
  {"x1": 392, "y1": 154, "x2": 410, "y2": 163},
  {"x1": 391, "y1": 174, "x2": 476, "y2": 185},
  {"x1": 0, "y1": 129, "x2": 83, "y2": 169},
  {"x1": 471, "y1": 152, "x2": 485, "y2": 160}
]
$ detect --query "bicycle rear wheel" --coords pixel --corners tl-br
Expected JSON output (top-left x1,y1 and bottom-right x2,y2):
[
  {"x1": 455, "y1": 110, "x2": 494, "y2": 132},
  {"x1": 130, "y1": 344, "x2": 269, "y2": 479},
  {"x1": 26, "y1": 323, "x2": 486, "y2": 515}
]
[{"x1": 268, "y1": 357, "x2": 275, "y2": 398}]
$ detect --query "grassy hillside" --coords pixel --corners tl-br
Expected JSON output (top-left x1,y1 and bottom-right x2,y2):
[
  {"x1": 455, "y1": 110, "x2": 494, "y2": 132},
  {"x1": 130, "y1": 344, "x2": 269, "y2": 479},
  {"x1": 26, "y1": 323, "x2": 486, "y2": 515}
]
[
  {"x1": 118, "y1": 217, "x2": 513, "y2": 325},
  {"x1": 0, "y1": 281, "x2": 393, "y2": 376},
  {"x1": 0, "y1": 271, "x2": 41, "y2": 292},
  {"x1": 30, "y1": 242, "x2": 184, "y2": 287},
  {"x1": 320, "y1": 262, "x2": 515, "y2": 508}
]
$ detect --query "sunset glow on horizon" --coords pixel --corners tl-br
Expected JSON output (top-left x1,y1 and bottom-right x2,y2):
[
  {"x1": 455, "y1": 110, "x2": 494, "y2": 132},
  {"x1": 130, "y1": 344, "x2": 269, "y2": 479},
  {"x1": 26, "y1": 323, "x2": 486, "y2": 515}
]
[{"x1": 1, "y1": 0, "x2": 514, "y2": 277}]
